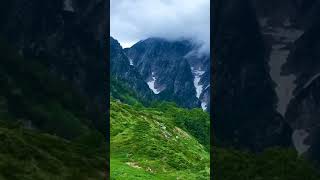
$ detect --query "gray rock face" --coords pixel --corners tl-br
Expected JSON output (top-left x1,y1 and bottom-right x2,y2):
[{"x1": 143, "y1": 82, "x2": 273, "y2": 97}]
[
  {"x1": 185, "y1": 52, "x2": 211, "y2": 110},
  {"x1": 281, "y1": 1, "x2": 320, "y2": 162},
  {"x1": 286, "y1": 75, "x2": 320, "y2": 159},
  {"x1": 124, "y1": 38, "x2": 210, "y2": 109},
  {"x1": 252, "y1": 0, "x2": 320, "y2": 162},
  {"x1": 254, "y1": 2, "x2": 304, "y2": 116},
  {"x1": 213, "y1": 0, "x2": 292, "y2": 151},
  {"x1": 110, "y1": 37, "x2": 154, "y2": 101},
  {"x1": 110, "y1": 37, "x2": 210, "y2": 109}
]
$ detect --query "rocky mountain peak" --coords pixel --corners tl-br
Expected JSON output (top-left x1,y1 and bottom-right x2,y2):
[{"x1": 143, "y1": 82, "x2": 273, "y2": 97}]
[
  {"x1": 125, "y1": 37, "x2": 210, "y2": 109},
  {"x1": 111, "y1": 37, "x2": 210, "y2": 110}
]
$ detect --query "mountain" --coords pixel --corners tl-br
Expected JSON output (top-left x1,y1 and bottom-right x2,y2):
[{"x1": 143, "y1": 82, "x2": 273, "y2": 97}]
[
  {"x1": 280, "y1": 1, "x2": 320, "y2": 163},
  {"x1": 111, "y1": 37, "x2": 210, "y2": 110},
  {"x1": 125, "y1": 38, "x2": 199, "y2": 109},
  {"x1": 212, "y1": 3, "x2": 320, "y2": 177},
  {"x1": 110, "y1": 37, "x2": 210, "y2": 178},
  {"x1": 214, "y1": 0, "x2": 320, "y2": 169},
  {"x1": 251, "y1": 0, "x2": 320, "y2": 164},
  {"x1": 110, "y1": 37, "x2": 154, "y2": 103},
  {"x1": 213, "y1": 0, "x2": 292, "y2": 151},
  {"x1": 185, "y1": 53, "x2": 211, "y2": 110}
]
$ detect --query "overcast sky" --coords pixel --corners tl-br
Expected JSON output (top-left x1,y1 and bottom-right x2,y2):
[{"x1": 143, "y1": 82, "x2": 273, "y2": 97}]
[{"x1": 110, "y1": 0, "x2": 210, "y2": 54}]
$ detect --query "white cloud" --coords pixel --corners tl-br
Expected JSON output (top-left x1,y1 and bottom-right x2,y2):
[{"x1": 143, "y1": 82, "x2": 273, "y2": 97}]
[{"x1": 110, "y1": 0, "x2": 210, "y2": 53}]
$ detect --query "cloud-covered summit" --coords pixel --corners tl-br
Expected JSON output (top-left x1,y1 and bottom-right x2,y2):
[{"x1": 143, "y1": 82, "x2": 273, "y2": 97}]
[{"x1": 111, "y1": 0, "x2": 210, "y2": 54}]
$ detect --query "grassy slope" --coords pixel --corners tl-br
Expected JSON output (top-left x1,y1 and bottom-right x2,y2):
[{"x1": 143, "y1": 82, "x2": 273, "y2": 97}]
[
  {"x1": 0, "y1": 121, "x2": 106, "y2": 180},
  {"x1": 110, "y1": 100, "x2": 210, "y2": 179}
]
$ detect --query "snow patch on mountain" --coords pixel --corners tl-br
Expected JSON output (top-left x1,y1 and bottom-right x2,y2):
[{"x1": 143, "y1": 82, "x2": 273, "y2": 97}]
[
  {"x1": 292, "y1": 129, "x2": 310, "y2": 155},
  {"x1": 201, "y1": 102, "x2": 207, "y2": 111},
  {"x1": 147, "y1": 72, "x2": 161, "y2": 94},
  {"x1": 63, "y1": 0, "x2": 74, "y2": 12},
  {"x1": 261, "y1": 18, "x2": 304, "y2": 115},
  {"x1": 128, "y1": 57, "x2": 134, "y2": 66},
  {"x1": 269, "y1": 44, "x2": 295, "y2": 115},
  {"x1": 191, "y1": 67, "x2": 205, "y2": 98}
]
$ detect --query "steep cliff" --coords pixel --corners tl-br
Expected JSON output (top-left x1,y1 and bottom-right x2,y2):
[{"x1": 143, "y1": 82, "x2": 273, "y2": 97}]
[{"x1": 213, "y1": 0, "x2": 292, "y2": 151}]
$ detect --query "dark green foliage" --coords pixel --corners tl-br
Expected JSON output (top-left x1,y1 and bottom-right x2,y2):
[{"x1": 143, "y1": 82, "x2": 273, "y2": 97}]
[
  {"x1": 110, "y1": 76, "x2": 151, "y2": 106},
  {"x1": 0, "y1": 123, "x2": 106, "y2": 180},
  {"x1": 213, "y1": 147, "x2": 320, "y2": 180},
  {"x1": 152, "y1": 102, "x2": 210, "y2": 149},
  {"x1": 0, "y1": 38, "x2": 100, "y2": 139},
  {"x1": 26, "y1": 102, "x2": 85, "y2": 138},
  {"x1": 110, "y1": 79, "x2": 210, "y2": 149}
]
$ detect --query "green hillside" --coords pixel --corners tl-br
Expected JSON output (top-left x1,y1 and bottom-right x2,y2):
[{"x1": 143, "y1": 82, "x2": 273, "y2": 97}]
[
  {"x1": 213, "y1": 147, "x2": 320, "y2": 180},
  {"x1": 0, "y1": 119, "x2": 106, "y2": 180},
  {"x1": 110, "y1": 98, "x2": 210, "y2": 179}
]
